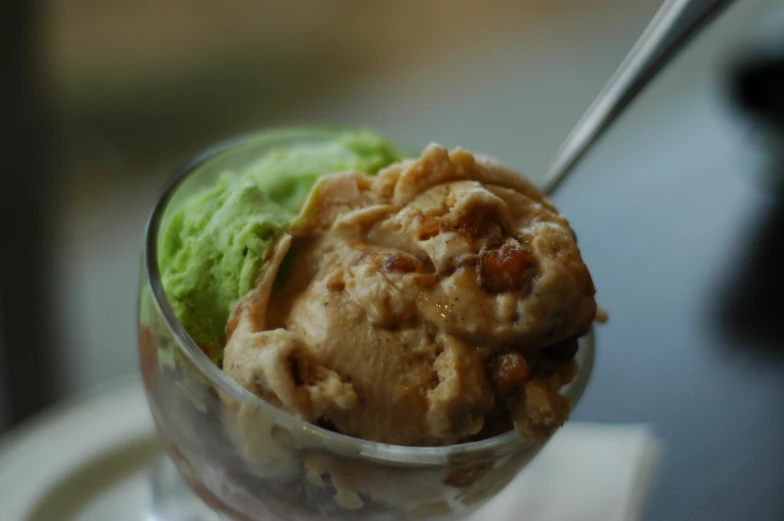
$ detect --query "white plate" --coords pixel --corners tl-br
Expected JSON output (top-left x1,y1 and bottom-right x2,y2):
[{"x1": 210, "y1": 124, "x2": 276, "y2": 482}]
[{"x1": 0, "y1": 376, "x2": 163, "y2": 521}]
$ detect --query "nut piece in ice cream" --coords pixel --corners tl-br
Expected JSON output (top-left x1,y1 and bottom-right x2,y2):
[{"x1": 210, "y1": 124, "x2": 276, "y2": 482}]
[{"x1": 223, "y1": 144, "x2": 597, "y2": 446}]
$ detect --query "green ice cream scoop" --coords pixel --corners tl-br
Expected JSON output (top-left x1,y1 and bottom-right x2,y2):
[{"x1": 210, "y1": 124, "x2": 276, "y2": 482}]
[
  {"x1": 247, "y1": 128, "x2": 401, "y2": 213},
  {"x1": 159, "y1": 128, "x2": 402, "y2": 363}
]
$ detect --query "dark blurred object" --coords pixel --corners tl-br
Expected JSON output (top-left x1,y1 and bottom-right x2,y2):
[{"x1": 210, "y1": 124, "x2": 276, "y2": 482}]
[
  {"x1": 0, "y1": 1, "x2": 57, "y2": 431},
  {"x1": 716, "y1": 183, "x2": 784, "y2": 355},
  {"x1": 730, "y1": 40, "x2": 784, "y2": 134},
  {"x1": 714, "y1": 36, "x2": 784, "y2": 352}
]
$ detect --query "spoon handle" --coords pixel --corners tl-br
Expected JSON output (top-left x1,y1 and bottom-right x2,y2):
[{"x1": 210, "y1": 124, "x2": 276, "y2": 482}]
[{"x1": 541, "y1": 0, "x2": 737, "y2": 195}]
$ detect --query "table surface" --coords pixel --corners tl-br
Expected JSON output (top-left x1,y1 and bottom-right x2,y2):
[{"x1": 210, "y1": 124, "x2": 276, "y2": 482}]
[{"x1": 554, "y1": 2, "x2": 784, "y2": 520}]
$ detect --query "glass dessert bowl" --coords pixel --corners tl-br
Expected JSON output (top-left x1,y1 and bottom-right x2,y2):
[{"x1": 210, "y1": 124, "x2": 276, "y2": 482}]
[{"x1": 138, "y1": 128, "x2": 596, "y2": 521}]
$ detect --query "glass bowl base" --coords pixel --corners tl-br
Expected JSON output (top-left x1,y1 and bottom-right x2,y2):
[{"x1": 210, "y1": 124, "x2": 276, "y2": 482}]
[{"x1": 149, "y1": 455, "x2": 221, "y2": 521}]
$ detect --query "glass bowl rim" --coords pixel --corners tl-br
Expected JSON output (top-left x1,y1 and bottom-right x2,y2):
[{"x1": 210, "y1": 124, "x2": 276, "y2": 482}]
[{"x1": 142, "y1": 126, "x2": 596, "y2": 464}]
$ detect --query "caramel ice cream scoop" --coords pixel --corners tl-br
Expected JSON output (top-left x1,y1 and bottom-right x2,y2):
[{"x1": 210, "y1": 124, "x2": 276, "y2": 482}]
[{"x1": 223, "y1": 144, "x2": 597, "y2": 446}]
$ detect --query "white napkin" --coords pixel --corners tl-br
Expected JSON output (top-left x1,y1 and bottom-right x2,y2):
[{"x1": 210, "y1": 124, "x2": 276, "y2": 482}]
[{"x1": 468, "y1": 423, "x2": 661, "y2": 521}]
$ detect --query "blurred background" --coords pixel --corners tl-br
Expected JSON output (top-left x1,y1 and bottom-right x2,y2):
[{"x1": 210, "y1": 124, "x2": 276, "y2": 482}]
[
  {"x1": 3, "y1": 0, "x2": 784, "y2": 519},
  {"x1": 2, "y1": 0, "x2": 783, "y2": 422}
]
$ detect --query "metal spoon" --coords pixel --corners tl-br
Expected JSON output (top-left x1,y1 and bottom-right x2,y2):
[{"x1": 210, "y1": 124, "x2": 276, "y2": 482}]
[{"x1": 542, "y1": 0, "x2": 737, "y2": 195}]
